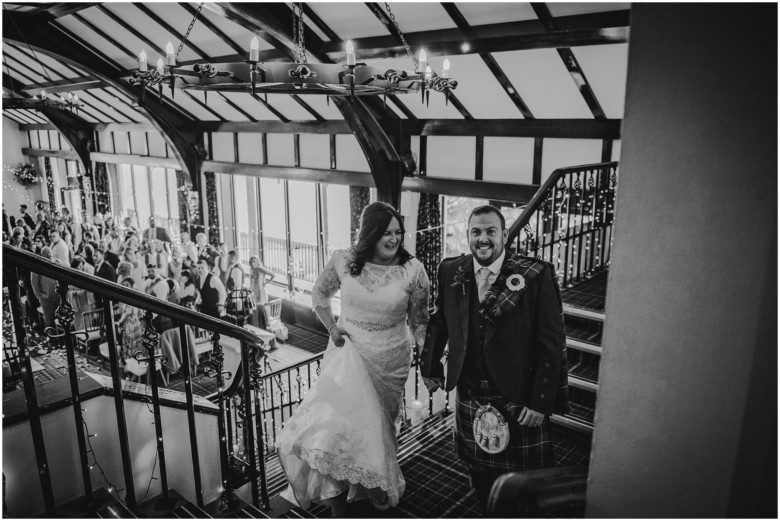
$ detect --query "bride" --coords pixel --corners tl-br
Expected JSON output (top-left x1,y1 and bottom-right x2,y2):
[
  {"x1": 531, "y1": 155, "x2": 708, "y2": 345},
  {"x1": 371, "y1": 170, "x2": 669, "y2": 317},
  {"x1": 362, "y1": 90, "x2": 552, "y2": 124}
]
[{"x1": 276, "y1": 202, "x2": 430, "y2": 516}]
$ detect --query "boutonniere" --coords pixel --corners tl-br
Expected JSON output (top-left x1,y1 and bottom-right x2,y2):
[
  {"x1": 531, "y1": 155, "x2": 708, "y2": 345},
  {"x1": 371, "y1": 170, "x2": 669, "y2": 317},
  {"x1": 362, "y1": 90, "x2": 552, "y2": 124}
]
[
  {"x1": 479, "y1": 258, "x2": 531, "y2": 324},
  {"x1": 451, "y1": 265, "x2": 470, "y2": 295}
]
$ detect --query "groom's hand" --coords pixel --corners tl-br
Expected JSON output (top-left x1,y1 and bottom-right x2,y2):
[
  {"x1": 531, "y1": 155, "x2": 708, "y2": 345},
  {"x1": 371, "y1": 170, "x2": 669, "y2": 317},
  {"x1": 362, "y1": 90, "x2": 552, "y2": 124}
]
[
  {"x1": 423, "y1": 377, "x2": 445, "y2": 393},
  {"x1": 517, "y1": 406, "x2": 545, "y2": 427}
]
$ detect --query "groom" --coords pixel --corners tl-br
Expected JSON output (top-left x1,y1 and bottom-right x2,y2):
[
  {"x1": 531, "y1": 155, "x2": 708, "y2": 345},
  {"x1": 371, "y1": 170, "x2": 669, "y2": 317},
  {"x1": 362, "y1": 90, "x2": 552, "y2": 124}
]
[{"x1": 421, "y1": 204, "x2": 570, "y2": 512}]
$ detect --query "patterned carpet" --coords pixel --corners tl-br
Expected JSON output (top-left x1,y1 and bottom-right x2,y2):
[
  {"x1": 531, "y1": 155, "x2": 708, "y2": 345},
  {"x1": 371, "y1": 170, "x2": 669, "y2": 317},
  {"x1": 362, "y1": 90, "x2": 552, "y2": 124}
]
[{"x1": 560, "y1": 270, "x2": 609, "y2": 312}]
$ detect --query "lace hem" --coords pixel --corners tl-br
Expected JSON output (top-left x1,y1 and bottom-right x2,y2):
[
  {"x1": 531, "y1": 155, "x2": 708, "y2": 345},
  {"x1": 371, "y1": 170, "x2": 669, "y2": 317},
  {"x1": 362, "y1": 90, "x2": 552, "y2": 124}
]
[{"x1": 280, "y1": 444, "x2": 402, "y2": 505}]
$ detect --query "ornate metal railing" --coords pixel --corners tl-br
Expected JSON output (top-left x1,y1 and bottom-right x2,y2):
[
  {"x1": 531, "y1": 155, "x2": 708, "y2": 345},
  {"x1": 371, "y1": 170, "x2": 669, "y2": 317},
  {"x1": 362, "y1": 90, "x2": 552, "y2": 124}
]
[
  {"x1": 506, "y1": 162, "x2": 618, "y2": 288},
  {"x1": 2, "y1": 245, "x2": 269, "y2": 515}
]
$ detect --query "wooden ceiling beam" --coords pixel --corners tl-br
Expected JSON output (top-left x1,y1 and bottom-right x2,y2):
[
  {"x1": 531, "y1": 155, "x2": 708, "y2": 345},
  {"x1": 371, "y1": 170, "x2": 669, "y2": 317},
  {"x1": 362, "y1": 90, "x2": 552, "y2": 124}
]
[
  {"x1": 3, "y1": 10, "x2": 206, "y2": 188},
  {"x1": 21, "y1": 76, "x2": 104, "y2": 95}
]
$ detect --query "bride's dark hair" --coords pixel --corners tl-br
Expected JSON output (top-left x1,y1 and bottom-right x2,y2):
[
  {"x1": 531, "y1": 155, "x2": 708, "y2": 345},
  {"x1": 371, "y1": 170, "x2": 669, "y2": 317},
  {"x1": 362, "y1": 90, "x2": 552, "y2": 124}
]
[{"x1": 348, "y1": 201, "x2": 413, "y2": 276}]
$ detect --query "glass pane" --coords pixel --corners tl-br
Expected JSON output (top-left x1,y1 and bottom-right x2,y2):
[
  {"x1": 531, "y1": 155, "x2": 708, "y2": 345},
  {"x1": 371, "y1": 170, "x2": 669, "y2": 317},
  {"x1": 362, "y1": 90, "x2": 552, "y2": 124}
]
[
  {"x1": 166, "y1": 169, "x2": 180, "y2": 241},
  {"x1": 288, "y1": 180, "x2": 318, "y2": 284},
  {"x1": 322, "y1": 184, "x2": 351, "y2": 258},
  {"x1": 233, "y1": 175, "x2": 255, "y2": 262},
  {"x1": 150, "y1": 167, "x2": 169, "y2": 224},
  {"x1": 118, "y1": 164, "x2": 136, "y2": 226},
  {"x1": 132, "y1": 165, "x2": 151, "y2": 229},
  {"x1": 259, "y1": 178, "x2": 287, "y2": 277}
]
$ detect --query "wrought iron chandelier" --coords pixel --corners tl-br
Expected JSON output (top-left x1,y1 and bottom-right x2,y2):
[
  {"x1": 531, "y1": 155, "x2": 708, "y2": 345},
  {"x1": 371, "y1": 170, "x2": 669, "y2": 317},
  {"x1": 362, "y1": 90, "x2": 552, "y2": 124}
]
[
  {"x1": 4, "y1": 92, "x2": 83, "y2": 115},
  {"x1": 128, "y1": 2, "x2": 457, "y2": 105}
]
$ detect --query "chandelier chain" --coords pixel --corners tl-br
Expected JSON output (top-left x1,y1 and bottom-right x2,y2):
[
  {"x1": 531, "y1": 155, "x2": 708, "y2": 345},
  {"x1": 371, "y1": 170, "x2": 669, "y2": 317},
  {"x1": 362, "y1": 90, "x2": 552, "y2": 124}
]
[
  {"x1": 384, "y1": 2, "x2": 417, "y2": 69},
  {"x1": 177, "y1": 1, "x2": 205, "y2": 59},
  {"x1": 292, "y1": 3, "x2": 307, "y2": 63}
]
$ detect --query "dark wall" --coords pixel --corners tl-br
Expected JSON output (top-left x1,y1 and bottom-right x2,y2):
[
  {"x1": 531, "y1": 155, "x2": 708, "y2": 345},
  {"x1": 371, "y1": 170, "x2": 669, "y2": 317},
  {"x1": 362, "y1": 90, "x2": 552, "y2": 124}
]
[{"x1": 586, "y1": 4, "x2": 777, "y2": 517}]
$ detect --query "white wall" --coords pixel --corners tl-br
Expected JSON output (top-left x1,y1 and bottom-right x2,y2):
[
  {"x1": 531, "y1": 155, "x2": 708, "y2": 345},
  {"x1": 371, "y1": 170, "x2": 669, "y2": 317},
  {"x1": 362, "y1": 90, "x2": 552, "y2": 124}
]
[
  {"x1": 3, "y1": 392, "x2": 222, "y2": 516},
  {"x1": 3, "y1": 118, "x2": 44, "y2": 213},
  {"x1": 586, "y1": 4, "x2": 776, "y2": 517}
]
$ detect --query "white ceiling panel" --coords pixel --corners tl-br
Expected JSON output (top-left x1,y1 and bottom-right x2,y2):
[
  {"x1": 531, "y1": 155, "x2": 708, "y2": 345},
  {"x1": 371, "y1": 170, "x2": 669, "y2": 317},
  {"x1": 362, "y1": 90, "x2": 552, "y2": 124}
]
[
  {"x1": 265, "y1": 94, "x2": 318, "y2": 121},
  {"x1": 456, "y1": 2, "x2": 538, "y2": 26},
  {"x1": 56, "y1": 15, "x2": 136, "y2": 70},
  {"x1": 295, "y1": 95, "x2": 349, "y2": 120},
  {"x1": 493, "y1": 48, "x2": 593, "y2": 119},
  {"x1": 307, "y1": 3, "x2": 389, "y2": 40},
  {"x1": 571, "y1": 43, "x2": 629, "y2": 119},
  {"x1": 380, "y1": 3, "x2": 457, "y2": 34},
  {"x1": 443, "y1": 54, "x2": 526, "y2": 119},
  {"x1": 200, "y1": 3, "x2": 277, "y2": 52},
  {"x1": 217, "y1": 92, "x2": 285, "y2": 121},
  {"x1": 547, "y1": 3, "x2": 631, "y2": 18},
  {"x1": 139, "y1": 3, "x2": 239, "y2": 59}
]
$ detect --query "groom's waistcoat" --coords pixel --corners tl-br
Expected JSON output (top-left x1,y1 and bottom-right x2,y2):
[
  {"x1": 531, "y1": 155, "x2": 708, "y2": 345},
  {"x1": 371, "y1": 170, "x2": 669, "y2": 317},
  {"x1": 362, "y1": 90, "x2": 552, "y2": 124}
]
[{"x1": 421, "y1": 252, "x2": 569, "y2": 416}]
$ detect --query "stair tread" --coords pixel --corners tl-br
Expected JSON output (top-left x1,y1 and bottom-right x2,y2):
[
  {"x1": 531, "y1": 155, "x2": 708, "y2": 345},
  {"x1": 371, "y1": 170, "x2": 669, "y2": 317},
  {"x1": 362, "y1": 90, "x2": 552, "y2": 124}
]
[{"x1": 560, "y1": 270, "x2": 609, "y2": 313}]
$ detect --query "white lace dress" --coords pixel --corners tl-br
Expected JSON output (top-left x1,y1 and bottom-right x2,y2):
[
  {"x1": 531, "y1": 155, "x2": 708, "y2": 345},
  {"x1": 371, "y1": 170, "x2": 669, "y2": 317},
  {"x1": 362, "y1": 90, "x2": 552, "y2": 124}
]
[{"x1": 277, "y1": 248, "x2": 430, "y2": 509}]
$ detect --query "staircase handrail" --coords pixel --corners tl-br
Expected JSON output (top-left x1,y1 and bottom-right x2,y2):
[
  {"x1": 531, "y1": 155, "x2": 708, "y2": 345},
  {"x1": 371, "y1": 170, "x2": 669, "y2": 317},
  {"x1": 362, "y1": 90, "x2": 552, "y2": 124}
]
[
  {"x1": 506, "y1": 161, "x2": 618, "y2": 245},
  {"x1": 2, "y1": 244, "x2": 264, "y2": 349}
]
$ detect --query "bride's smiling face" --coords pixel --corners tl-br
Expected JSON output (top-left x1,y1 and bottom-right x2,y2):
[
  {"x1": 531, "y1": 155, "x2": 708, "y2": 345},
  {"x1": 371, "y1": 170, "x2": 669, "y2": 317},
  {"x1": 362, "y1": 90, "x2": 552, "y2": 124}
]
[{"x1": 373, "y1": 217, "x2": 403, "y2": 263}]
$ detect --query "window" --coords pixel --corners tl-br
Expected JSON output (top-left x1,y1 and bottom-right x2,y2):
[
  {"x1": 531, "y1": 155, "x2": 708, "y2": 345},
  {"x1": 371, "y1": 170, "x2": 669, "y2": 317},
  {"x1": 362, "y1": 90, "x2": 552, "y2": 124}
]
[
  {"x1": 132, "y1": 165, "x2": 151, "y2": 227},
  {"x1": 259, "y1": 178, "x2": 287, "y2": 277},
  {"x1": 288, "y1": 180, "x2": 318, "y2": 287}
]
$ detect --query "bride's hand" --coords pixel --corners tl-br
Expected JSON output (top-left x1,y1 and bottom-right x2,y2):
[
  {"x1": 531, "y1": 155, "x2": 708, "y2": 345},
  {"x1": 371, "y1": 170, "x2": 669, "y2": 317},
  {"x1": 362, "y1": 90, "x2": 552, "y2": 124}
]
[{"x1": 329, "y1": 324, "x2": 352, "y2": 347}]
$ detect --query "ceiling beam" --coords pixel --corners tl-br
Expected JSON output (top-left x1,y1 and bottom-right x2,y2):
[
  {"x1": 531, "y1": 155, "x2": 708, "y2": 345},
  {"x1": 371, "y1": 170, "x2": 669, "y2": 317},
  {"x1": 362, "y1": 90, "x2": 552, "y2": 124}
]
[
  {"x1": 3, "y1": 9, "x2": 205, "y2": 188},
  {"x1": 21, "y1": 76, "x2": 104, "y2": 95},
  {"x1": 42, "y1": 3, "x2": 97, "y2": 19},
  {"x1": 112, "y1": 10, "x2": 629, "y2": 77},
  {"x1": 442, "y1": 3, "x2": 533, "y2": 119}
]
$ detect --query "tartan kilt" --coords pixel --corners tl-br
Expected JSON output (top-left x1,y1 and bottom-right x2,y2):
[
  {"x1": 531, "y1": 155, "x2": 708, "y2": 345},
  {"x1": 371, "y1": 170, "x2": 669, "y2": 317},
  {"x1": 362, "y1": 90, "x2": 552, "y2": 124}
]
[{"x1": 454, "y1": 387, "x2": 555, "y2": 472}]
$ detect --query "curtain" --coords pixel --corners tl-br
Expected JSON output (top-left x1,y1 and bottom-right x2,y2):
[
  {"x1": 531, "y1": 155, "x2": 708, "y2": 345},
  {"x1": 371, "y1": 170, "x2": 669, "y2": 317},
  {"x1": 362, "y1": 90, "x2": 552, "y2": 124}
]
[
  {"x1": 349, "y1": 186, "x2": 370, "y2": 244},
  {"x1": 205, "y1": 172, "x2": 220, "y2": 246},
  {"x1": 44, "y1": 157, "x2": 56, "y2": 211},
  {"x1": 416, "y1": 193, "x2": 442, "y2": 303}
]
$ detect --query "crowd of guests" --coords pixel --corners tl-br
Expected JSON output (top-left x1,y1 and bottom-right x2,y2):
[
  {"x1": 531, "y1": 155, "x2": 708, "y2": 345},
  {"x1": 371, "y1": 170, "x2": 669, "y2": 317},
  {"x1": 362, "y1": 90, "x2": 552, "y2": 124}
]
[{"x1": 4, "y1": 201, "x2": 277, "y2": 366}]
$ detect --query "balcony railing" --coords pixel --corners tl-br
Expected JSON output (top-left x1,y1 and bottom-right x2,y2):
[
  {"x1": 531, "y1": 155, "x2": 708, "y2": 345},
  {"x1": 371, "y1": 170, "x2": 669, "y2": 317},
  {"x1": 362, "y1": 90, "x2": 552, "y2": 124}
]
[{"x1": 2, "y1": 245, "x2": 269, "y2": 515}]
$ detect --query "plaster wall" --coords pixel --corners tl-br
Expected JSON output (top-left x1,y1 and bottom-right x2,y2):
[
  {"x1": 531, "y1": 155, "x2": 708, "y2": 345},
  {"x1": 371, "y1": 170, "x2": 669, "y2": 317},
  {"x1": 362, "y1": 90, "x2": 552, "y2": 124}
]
[
  {"x1": 586, "y1": 4, "x2": 777, "y2": 517},
  {"x1": 3, "y1": 118, "x2": 44, "y2": 212}
]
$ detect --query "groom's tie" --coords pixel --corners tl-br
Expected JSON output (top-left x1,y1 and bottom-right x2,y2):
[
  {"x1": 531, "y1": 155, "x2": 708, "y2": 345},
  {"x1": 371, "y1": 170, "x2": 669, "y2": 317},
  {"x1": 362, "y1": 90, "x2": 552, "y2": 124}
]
[{"x1": 477, "y1": 267, "x2": 492, "y2": 302}]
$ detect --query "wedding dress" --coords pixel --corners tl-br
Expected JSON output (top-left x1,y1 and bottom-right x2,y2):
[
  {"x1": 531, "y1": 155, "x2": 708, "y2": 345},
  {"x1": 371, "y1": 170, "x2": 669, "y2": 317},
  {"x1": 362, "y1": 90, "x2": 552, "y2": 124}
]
[{"x1": 277, "y1": 248, "x2": 429, "y2": 509}]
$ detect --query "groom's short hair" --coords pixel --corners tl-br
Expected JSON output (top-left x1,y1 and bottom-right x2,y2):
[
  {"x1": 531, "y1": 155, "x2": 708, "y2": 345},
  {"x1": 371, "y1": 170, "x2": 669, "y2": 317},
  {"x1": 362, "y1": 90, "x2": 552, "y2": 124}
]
[{"x1": 468, "y1": 205, "x2": 505, "y2": 230}]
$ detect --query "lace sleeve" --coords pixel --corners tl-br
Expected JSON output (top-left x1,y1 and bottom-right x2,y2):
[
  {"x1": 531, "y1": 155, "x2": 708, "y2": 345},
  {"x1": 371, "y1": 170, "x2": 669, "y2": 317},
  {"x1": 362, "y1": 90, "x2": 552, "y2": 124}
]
[
  {"x1": 407, "y1": 261, "x2": 430, "y2": 347},
  {"x1": 312, "y1": 251, "x2": 342, "y2": 308}
]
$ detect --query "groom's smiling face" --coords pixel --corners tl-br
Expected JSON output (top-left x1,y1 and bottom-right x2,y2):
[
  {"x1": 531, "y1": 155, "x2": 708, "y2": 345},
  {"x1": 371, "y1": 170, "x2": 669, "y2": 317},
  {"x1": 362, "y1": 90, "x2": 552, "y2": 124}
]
[{"x1": 468, "y1": 211, "x2": 507, "y2": 266}]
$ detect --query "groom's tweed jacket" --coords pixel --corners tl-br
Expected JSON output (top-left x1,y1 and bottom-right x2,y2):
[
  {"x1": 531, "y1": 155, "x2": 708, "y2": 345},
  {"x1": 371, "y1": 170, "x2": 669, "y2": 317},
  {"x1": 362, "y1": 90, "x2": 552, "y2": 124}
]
[{"x1": 421, "y1": 251, "x2": 569, "y2": 416}]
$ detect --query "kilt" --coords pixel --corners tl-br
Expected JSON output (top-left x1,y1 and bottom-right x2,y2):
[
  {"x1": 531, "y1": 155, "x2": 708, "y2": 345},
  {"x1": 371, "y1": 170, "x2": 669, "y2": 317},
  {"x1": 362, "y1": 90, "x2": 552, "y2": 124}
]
[{"x1": 454, "y1": 379, "x2": 555, "y2": 473}]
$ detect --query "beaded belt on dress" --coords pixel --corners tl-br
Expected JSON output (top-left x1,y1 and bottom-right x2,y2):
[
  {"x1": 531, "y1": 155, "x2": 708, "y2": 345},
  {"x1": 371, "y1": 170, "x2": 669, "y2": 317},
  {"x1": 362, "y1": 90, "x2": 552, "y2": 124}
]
[{"x1": 344, "y1": 317, "x2": 399, "y2": 332}]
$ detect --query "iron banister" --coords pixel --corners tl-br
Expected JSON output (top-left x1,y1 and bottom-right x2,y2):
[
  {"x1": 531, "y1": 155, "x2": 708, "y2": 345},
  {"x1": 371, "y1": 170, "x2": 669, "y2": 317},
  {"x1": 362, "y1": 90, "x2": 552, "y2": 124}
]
[
  {"x1": 506, "y1": 161, "x2": 618, "y2": 244},
  {"x1": 2, "y1": 244, "x2": 264, "y2": 349}
]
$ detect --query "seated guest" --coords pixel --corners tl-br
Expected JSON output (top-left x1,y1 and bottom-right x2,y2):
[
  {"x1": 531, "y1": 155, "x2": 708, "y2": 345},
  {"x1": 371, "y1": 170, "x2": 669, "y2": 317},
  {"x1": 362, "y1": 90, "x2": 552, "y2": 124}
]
[
  {"x1": 177, "y1": 270, "x2": 200, "y2": 310},
  {"x1": 94, "y1": 247, "x2": 117, "y2": 282},
  {"x1": 196, "y1": 258, "x2": 226, "y2": 318},
  {"x1": 144, "y1": 263, "x2": 168, "y2": 300}
]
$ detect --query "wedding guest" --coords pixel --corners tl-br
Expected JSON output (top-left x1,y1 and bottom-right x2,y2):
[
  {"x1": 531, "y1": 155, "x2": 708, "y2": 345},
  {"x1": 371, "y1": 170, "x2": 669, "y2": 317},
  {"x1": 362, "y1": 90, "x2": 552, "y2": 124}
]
[
  {"x1": 31, "y1": 247, "x2": 61, "y2": 330},
  {"x1": 179, "y1": 231, "x2": 198, "y2": 262},
  {"x1": 224, "y1": 250, "x2": 246, "y2": 292},
  {"x1": 144, "y1": 263, "x2": 169, "y2": 300},
  {"x1": 48, "y1": 229, "x2": 70, "y2": 267},
  {"x1": 94, "y1": 247, "x2": 117, "y2": 283},
  {"x1": 248, "y1": 256, "x2": 275, "y2": 329},
  {"x1": 19, "y1": 204, "x2": 35, "y2": 229},
  {"x1": 196, "y1": 258, "x2": 226, "y2": 319},
  {"x1": 277, "y1": 202, "x2": 430, "y2": 515},
  {"x1": 177, "y1": 270, "x2": 200, "y2": 310},
  {"x1": 167, "y1": 245, "x2": 184, "y2": 282},
  {"x1": 117, "y1": 277, "x2": 143, "y2": 363},
  {"x1": 98, "y1": 239, "x2": 120, "y2": 270}
]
